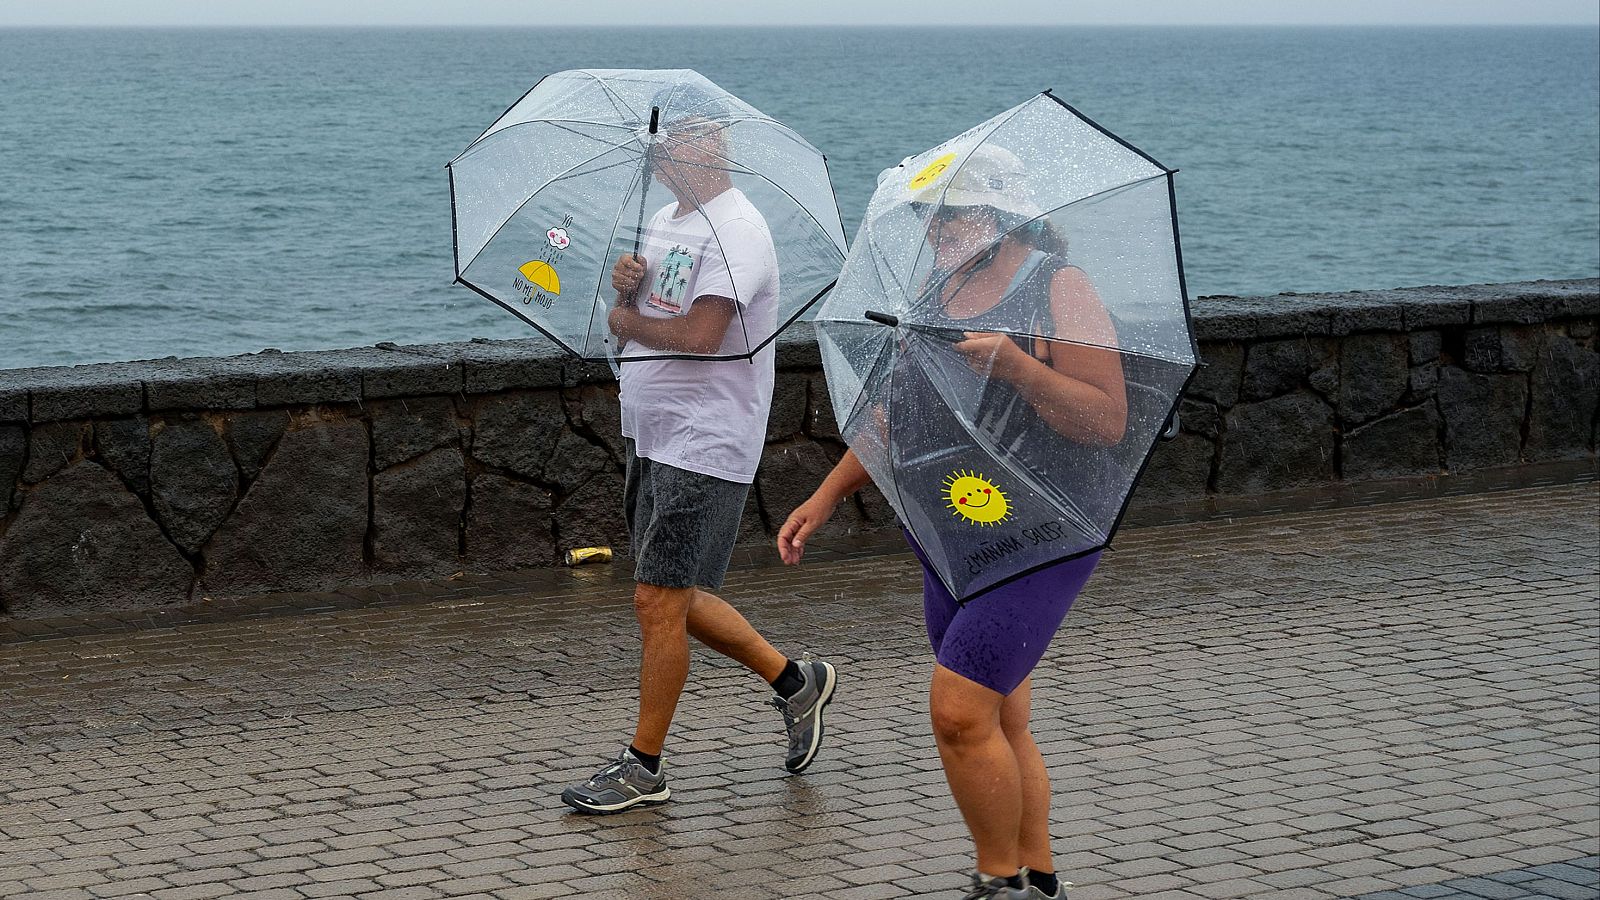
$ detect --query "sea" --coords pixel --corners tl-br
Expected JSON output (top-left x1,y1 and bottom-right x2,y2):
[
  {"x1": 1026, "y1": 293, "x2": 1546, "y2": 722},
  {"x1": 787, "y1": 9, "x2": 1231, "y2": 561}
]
[{"x1": 1, "y1": 26, "x2": 1596, "y2": 370}]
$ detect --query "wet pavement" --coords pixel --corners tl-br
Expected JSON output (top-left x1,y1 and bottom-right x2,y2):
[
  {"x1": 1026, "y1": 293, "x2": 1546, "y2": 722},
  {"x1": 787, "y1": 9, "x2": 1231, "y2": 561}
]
[{"x1": 2, "y1": 483, "x2": 1597, "y2": 900}]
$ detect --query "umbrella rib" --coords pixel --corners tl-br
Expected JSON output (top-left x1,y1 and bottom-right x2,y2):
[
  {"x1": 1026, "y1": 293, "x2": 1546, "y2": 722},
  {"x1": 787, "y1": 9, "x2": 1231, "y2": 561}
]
[
  {"x1": 833, "y1": 330, "x2": 898, "y2": 443},
  {"x1": 900, "y1": 98, "x2": 1038, "y2": 309},
  {"x1": 656, "y1": 131, "x2": 844, "y2": 259},
  {"x1": 904, "y1": 170, "x2": 1169, "y2": 314},
  {"x1": 904, "y1": 340, "x2": 1104, "y2": 542},
  {"x1": 459, "y1": 139, "x2": 638, "y2": 273},
  {"x1": 579, "y1": 69, "x2": 645, "y2": 124},
  {"x1": 451, "y1": 118, "x2": 636, "y2": 166},
  {"x1": 655, "y1": 148, "x2": 752, "y2": 352},
  {"x1": 582, "y1": 147, "x2": 658, "y2": 358}
]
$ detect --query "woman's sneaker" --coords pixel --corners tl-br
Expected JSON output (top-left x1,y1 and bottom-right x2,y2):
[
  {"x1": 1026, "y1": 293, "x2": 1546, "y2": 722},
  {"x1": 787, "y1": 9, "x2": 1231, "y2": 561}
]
[
  {"x1": 771, "y1": 653, "x2": 837, "y2": 773},
  {"x1": 961, "y1": 873, "x2": 1030, "y2": 899},
  {"x1": 560, "y1": 749, "x2": 670, "y2": 814}
]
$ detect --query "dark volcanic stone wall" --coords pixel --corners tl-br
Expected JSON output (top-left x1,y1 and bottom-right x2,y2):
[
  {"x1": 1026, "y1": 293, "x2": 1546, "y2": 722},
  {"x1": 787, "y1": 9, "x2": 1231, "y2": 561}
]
[{"x1": 0, "y1": 279, "x2": 1595, "y2": 615}]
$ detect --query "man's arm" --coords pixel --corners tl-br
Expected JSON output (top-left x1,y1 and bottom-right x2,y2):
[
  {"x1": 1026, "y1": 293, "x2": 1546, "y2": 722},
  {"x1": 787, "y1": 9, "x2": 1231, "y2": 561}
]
[{"x1": 608, "y1": 296, "x2": 739, "y2": 355}]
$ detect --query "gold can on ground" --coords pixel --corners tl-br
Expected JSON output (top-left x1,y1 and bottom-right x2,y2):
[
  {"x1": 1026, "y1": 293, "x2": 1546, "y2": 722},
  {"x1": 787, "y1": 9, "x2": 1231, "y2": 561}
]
[{"x1": 564, "y1": 546, "x2": 613, "y2": 566}]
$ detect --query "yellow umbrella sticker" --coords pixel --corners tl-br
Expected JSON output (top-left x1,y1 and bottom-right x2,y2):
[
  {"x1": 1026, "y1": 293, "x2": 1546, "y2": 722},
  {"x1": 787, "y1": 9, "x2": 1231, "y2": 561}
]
[
  {"x1": 518, "y1": 260, "x2": 561, "y2": 296},
  {"x1": 944, "y1": 470, "x2": 1011, "y2": 526},
  {"x1": 909, "y1": 152, "x2": 958, "y2": 191}
]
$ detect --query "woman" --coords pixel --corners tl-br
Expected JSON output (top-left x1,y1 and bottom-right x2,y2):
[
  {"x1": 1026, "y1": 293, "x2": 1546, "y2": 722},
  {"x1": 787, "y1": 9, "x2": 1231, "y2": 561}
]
[{"x1": 777, "y1": 147, "x2": 1127, "y2": 900}]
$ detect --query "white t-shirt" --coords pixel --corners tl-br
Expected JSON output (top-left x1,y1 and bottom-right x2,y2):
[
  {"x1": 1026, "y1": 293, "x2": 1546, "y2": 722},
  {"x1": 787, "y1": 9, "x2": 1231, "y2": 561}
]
[{"x1": 618, "y1": 188, "x2": 779, "y2": 484}]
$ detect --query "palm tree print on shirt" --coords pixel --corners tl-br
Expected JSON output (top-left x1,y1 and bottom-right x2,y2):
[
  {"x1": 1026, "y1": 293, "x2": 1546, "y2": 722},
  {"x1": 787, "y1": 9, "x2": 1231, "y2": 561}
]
[{"x1": 647, "y1": 245, "x2": 694, "y2": 314}]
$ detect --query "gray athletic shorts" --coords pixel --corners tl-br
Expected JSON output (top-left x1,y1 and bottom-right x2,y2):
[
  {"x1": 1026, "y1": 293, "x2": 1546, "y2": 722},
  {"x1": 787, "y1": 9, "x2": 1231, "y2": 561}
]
[{"x1": 623, "y1": 440, "x2": 751, "y2": 590}]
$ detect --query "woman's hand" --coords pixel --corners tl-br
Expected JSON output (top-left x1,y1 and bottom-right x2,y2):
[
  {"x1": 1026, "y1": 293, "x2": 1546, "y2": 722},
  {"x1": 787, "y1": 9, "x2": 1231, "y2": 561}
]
[
  {"x1": 777, "y1": 494, "x2": 837, "y2": 565},
  {"x1": 611, "y1": 253, "x2": 645, "y2": 300},
  {"x1": 952, "y1": 332, "x2": 1033, "y2": 383}
]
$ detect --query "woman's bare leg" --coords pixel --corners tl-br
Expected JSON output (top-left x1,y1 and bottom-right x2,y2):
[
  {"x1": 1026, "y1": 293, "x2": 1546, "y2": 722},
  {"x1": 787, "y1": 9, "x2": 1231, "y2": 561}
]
[{"x1": 930, "y1": 664, "x2": 1022, "y2": 876}]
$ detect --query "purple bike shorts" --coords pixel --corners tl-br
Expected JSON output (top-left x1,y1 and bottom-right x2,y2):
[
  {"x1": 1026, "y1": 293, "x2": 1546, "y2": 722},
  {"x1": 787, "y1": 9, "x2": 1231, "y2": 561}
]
[{"x1": 907, "y1": 534, "x2": 1101, "y2": 696}]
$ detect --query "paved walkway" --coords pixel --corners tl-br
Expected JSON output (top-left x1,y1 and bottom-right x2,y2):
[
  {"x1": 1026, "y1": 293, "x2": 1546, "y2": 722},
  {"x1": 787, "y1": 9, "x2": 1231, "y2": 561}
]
[{"x1": 2, "y1": 483, "x2": 1596, "y2": 900}]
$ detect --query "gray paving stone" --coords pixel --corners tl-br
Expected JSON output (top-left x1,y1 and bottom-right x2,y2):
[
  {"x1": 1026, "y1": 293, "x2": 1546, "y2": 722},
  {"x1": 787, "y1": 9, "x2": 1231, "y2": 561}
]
[{"x1": 2, "y1": 483, "x2": 1595, "y2": 900}]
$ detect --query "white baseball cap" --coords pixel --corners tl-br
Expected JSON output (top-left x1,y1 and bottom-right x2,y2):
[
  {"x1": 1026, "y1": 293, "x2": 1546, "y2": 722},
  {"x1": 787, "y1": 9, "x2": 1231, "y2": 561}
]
[{"x1": 906, "y1": 144, "x2": 1041, "y2": 219}]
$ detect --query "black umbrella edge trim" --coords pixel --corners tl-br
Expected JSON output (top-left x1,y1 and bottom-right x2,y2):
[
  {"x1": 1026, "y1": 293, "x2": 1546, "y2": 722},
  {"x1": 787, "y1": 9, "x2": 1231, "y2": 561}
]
[
  {"x1": 1040, "y1": 90, "x2": 1176, "y2": 176},
  {"x1": 453, "y1": 275, "x2": 583, "y2": 359}
]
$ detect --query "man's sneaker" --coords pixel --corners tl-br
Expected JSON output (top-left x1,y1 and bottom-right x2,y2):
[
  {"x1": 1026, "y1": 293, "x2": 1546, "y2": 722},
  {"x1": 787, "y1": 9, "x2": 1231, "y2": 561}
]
[
  {"x1": 1021, "y1": 869, "x2": 1073, "y2": 899},
  {"x1": 961, "y1": 874, "x2": 1030, "y2": 900},
  {"x1": 559, "y1": 749, "x2": 670, "y2": 814},
  {"x1": 771, "y1": 653, "x2": 837, "y2": 773}
]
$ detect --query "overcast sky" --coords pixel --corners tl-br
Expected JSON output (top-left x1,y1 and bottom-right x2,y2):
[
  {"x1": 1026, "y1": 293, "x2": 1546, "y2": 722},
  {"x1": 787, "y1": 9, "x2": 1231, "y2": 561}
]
[{"x1": 2, "y1": 0, "x2": 1597, "y2": 27}]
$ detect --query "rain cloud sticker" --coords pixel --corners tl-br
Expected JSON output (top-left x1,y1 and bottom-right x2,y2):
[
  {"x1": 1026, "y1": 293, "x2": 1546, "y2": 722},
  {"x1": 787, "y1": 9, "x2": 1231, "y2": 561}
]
[
  {"x1": 547, "y1": 226, "x2": 571, "y2": 250},
  {"x1": 944, "y1": 470, "x2": 1011, "y2": 526}
]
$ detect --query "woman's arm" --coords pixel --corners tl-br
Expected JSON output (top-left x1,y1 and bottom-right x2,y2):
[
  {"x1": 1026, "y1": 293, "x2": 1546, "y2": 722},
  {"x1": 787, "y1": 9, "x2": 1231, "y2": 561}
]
[
  {"x1": 954, "y1": 266, "x2": 1128, "y2": 446},
  {"x1": 776, "y1": 449, "x2": 873, "y2": 565}
]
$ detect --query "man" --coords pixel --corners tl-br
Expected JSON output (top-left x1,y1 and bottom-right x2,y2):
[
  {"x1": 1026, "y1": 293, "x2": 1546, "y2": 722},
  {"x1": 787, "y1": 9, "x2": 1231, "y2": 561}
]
[{"x1": 560, "y1": 92, "x2": 838, "y2": 815}]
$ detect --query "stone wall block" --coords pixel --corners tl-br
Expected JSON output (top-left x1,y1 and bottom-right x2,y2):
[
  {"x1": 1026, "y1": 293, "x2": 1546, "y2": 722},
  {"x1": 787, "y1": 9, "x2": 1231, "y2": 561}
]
[
  {"x1": 1241, "y1": 338, "x2": 1334, "y2": 402},
  {"x1": 0, "y1": 462, "x2": 192, "y2": 614},
  {"x1": 1526, "y1": 336, "x2": 1600, "y2": 461},
  {"x1": 361, "y1": 350, "x2": 463, "y2": 399},
  {"x1": 805, "y1": 372, "x2": 841, "y2": 440},
  {"x1": 150, "y1": 418, "x2": 239, "y2": 555},
  {"x1": 24, "y1": 421, "x2": 89, "y2": 484},
  {"x1": 25, "y1": 366, "x2": 145, "y2": 422},
  {"x1": 252, "y1": 352, "x2": 363, "y2": 406},
  {"x1": 756, "y1": 441, "x2": 864, "y2": 538},
  {"x1": 565, "y1": 384, "x2": 626, "y2": 462},
  {"x1": 1342, "y1": 406, "x2": 1442, "y2": 481},
  {"x1": 1498, "y1": 325, "x2": 1547, "y2": 372},
  {"x1": 471, "y1": 391, "x2": 565, "y2": 480},
  {"x1": 1178, "y1": 399, "x2": 1221, "y2": 439},
  {"x1": 1338, "y1": 333, "x2": 1409, "y2": 426},
  {"x1": 1, "y1": 426, "x2": 25, "y2": 510},
  {"x1": 1405, "y1": 362, "x2": 1440, "y2": 404},
  {"x1": 371, "y1": 397, "x2": 459, "y2": 470},
  {"x1": 1133, "y1": 433, "x2": 1215, "y2": 503},
  {"x1": 1189, "y1": 342, "x2": 1244, "y2": 408},
  {"x1": 1410, "y1": 330, "x2": 1442, "y2": 364},
  {"x1": 94, "y1": 416, "x2": 152, "y2": 497},
  {"x1": 1463, "y1": 327, "x2": 1502, "y2": 372},
  {"x1": 767, "y1": 372, "x2": 808, "y2": 441},
  {"x1": 544, "y1": 429, "x2": 612, "y2": 494},
  {"x1": 202, "y1": 419, "x2": 369, "y2": 595},
  {"x1": 0, "y1": 385, "x2": 29, "y2": 423},
  {"x1": 1216, "y1": 392, "x2": 1336, "y2": 494},
  {"x1": 374, "y1": 448, "x2": 466, "y2": 577},
  {"x1": 227, "y1": 410, "x2": 289, "y2": 481},
  {"x1": 145, "y1": 358, "x2": 257, "y2": 411},
  {"x1": 552, "y1": 472, "x2": 628, "y2": 560},
  {"x1": 1437, "y1": 367, "x2": 1528, "y2": 471},
  {"x1": 467, "y1": 474, "x2": 556, "y2": 569}
]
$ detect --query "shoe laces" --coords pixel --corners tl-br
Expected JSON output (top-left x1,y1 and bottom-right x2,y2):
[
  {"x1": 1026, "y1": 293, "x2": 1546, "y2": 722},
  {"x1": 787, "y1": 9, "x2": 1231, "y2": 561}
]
[
  {"x1": 961, "y1": 875, "x2": 1018, "y2": 900},
  {"x1": 585, "y1": 755, "x2": 636, "y2": 789}
]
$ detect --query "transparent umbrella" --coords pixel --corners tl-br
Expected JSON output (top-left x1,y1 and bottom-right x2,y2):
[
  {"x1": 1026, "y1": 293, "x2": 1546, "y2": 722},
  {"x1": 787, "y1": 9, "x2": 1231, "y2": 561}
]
[
  {"x1": 814, "y1": 91, "x2": 1198, "y2": 601},
  {"x1": 448, "y1": 69, "x2": 846, "y2": 360}
]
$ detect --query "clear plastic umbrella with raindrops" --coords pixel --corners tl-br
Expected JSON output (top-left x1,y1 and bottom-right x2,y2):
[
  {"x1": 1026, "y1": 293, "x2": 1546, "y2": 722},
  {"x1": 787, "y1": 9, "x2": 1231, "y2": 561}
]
[
  {"x1": 448, "y1": 69, "x2": 847, "y2": 360},
  {"x1": 814, "y1": 91, "x2": 1198, "y2": 601}
]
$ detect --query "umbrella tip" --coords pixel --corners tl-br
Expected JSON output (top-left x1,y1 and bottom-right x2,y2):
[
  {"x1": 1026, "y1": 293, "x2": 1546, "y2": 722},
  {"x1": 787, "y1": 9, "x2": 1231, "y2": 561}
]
[
  {"x1": 649, "y1": 106, "x2": 660, "y2": 134},
  {"x1": 864, "y1": 310, "x2": 900, "y2": 328}
]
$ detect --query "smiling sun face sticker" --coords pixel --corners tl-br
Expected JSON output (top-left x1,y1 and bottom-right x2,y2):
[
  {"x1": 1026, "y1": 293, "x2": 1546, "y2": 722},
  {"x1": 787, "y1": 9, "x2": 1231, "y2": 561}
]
[{"x1": 944, "y1": 470, "x2": 1012, "y2": 526}]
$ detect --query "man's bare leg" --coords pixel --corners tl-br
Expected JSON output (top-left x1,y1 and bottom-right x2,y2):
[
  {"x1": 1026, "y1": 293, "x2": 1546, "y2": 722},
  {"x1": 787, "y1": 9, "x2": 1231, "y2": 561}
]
[
  {"x1": 687, "y1": 588, "x2": 787, "y2": 682},
  {"x1": 629, "y1": 581, "x2": 695, "y2": 756}
]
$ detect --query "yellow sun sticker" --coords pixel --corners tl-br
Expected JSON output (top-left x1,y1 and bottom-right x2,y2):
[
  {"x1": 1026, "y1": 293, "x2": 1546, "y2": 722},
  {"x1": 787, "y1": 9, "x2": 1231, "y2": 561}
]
[
  {"x1": 909, "y1": 152, "x2": 958, "y2": 191},
  {"x1": 517, "y1": 259, "x2": 561, "y2": 295},
  {"x1": 944, "y1": 470, "x2": 1011, "y2": 526}
]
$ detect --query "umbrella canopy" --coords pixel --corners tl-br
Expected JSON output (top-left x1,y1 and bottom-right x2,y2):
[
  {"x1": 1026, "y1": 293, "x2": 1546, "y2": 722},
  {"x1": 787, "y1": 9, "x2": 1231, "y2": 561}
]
[
  {"x1": 448, "y1": 69, "x2": 847, "y2": 360},
  {"x1": 814, "y1": 91, "x2": 1198, "y2": 601}
]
